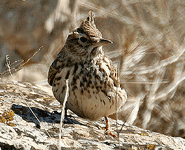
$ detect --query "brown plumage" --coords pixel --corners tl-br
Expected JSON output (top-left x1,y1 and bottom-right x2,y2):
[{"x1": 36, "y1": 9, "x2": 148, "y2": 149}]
[{"x1": 48, "y1": 11, "x2": 127, "y2": 132}]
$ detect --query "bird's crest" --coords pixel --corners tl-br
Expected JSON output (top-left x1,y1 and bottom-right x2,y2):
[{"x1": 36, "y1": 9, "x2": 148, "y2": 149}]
[{"x1": 79, "y1": 11, "x2": 102, "y2": 38}]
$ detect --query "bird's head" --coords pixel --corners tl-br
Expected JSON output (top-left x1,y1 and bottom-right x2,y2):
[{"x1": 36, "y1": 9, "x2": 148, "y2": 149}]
[{"x1": 65, "y1": 11, "x2": 112, "y2": 58}]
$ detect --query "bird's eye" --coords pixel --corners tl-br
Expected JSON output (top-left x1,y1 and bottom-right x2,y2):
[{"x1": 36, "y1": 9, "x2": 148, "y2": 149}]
[{"x1": 80, "y1": 37, "x2": 87, "y2": 43}]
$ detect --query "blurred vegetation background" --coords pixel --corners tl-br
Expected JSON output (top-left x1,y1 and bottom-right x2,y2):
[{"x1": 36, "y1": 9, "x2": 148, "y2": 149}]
[{"x1": 1, "y1": 0, "x2": 185, "y2": 137}]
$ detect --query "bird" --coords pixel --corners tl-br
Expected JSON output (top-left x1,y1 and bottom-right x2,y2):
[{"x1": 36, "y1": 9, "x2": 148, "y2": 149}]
[{"x1": 48, "y1": 11, "x2": 127, "y2": 136}]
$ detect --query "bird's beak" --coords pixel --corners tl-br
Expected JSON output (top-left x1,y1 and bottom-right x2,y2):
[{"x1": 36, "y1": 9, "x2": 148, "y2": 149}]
[
  {"x1": 93, "y1": 38, "x2": 113, "y2": 47},
  {"x1": 100, "y1": 38, "x2": 113, "y2": 45}
]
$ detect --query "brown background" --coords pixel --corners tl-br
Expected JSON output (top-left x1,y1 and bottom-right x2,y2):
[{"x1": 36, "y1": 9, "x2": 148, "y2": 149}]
[{"x1": 1, "y1": 0, "x2": 185, "y2": 137}]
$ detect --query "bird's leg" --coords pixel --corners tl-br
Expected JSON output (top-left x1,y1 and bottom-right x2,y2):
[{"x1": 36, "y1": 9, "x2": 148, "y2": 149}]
[
  {"x1": 105, "y1": 116, "x2": 116, "y2": 137},
  {"x1": 64, "y1": 108, "x2": 74, "y2": 124},
  {"x1": 64, "y1": 108, "x2": 74, "y2": 118}
]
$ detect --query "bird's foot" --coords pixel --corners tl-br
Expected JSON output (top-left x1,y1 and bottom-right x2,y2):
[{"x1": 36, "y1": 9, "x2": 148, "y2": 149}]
[
  {"x1": 105, "y1": 130, "x2": 116, "y2": 138},
  {"x1": 105, "y1": 116, "x2": 116, "y2": 138}
]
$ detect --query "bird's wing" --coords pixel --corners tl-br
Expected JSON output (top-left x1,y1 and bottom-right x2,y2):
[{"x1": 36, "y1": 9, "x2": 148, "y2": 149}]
[
  {"x1": 48, "y1": 58, "x2": 60, "y2": 86},
  {"x1": 103, "y1": 55, "x2": 120, "y2": 87}
]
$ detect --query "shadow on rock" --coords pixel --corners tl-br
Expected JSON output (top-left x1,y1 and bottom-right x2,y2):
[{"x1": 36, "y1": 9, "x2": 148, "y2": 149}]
[{"x1": 11, "y1": 104, "x2": 82, "y2": 127}]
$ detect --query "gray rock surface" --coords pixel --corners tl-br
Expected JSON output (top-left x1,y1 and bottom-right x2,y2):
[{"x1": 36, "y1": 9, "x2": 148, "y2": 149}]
[{"x1": 0, "y1": 81, "x2": 185, "y2": 149}]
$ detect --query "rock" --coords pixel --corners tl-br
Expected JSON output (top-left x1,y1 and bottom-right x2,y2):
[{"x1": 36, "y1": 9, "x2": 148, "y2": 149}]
[{"x1": 0, "y1": 81, "x2": 184, "y2": 149}]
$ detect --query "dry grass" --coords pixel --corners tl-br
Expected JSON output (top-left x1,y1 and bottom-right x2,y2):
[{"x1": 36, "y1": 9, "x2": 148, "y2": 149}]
[
  {"x1": 1, "y1": 0, "x2": 185, "y2": 137},
  {"x1": 82, "y1": 0, "x2": 185, "y2": 137}
]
